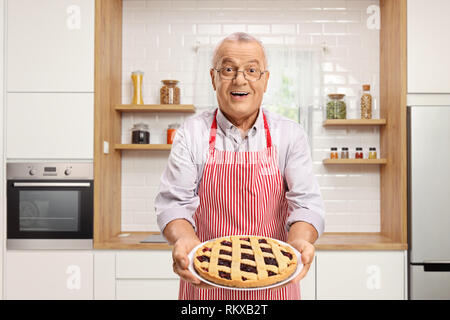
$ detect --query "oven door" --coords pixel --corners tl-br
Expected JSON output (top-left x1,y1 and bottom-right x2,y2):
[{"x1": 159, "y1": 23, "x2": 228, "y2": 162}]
[{"x1": 7, "y1": 179, "x2": 93, "y2": 248}]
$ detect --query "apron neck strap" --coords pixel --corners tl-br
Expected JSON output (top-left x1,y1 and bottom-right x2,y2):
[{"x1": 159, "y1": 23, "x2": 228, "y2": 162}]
[{"x1": 209, "y1": 108, "x2": 272, "y2": 150}]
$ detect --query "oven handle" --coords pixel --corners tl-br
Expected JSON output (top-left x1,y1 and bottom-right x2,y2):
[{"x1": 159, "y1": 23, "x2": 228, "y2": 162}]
[{"x1": 13, "y1": 182, "x2": 91, "y2": 187}]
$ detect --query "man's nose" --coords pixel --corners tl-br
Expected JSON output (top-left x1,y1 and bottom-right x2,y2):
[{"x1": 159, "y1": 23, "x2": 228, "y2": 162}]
[{"x1": 233, "y1": 70, "x2": 248, "y2": 85}]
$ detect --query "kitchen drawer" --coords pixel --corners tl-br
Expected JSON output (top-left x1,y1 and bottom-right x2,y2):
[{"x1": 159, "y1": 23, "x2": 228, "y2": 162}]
[
  {"x1": 6, "y1": 92, "x2": 93, "y2": 159},
  {"x1": 316, "y1": 251, "x2": 406, "y2": 300},
  {"x1": 116, "y1": 279, "x2": 179, "y2": 300},
  {"x1": 5, "y1": 251, "x2": 93, "y2": 300},
  {"x1": 116, "y1": 251, "x2": 177, "y2": 279},
  {"x1": 6, "y1": 0, "x2": 94, "y2": 92}
]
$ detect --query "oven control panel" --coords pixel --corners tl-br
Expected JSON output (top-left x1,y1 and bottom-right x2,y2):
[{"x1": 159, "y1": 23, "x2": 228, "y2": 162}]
[{"x1": 7, "y1": 162, "x2": 93, "y2": 180}]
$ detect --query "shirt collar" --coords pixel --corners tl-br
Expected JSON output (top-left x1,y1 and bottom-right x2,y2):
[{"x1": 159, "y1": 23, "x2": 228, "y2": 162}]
[{"x1": 216, "y1": 107, "x2": 264, "y2": 137}]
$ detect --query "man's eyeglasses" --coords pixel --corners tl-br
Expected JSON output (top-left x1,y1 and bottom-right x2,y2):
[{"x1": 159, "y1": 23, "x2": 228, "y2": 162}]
[{"x1": 213, "y1": 66, "x2": 268, "y2": 82}]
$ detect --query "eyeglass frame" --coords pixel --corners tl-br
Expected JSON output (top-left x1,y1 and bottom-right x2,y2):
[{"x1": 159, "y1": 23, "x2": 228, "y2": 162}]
[{"x1": 213, "y1": 66, "x2": 269, "y2": 82}]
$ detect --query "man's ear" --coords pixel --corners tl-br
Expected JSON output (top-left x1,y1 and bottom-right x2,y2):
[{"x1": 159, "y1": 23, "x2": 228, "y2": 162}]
[
  {"x1": 263, "y1": 71, "x2": 270, "y2": 92},
  {"x1": 210, "y1": 68, "x2": 216, "y2": 91}
]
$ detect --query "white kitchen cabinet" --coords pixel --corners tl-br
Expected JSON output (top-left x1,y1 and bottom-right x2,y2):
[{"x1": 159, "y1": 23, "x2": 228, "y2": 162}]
[
  {"x1": 116, "y1": 251, "x2": 178, "y2": 279},
  {"x1": 94, "y1": 252, "x2": 116, "y2": 300},
  {"x1": 407, "y1": 0, "x2": 450, "y2": 93},
  {"x1": 5, "y1": 251, "x2": 93, "y2": 299},
  {"x1": 6, "y1": 0, "x2": 94, "y2": 92},
  {"x1": 316, "y1": 251, "x2": 406, "y2": 300},
  {"x1": 116, "y1": 251, "x2": 179, "y2": 300},
  {"x1": 299, "y1": 256, "x2": 315, "y2": 300},
  {"x1": 116, "y1": 279, "x2": 179, "y2": 300},
  {"x1": 6, "y1": 92, "x2": 93, "y2": 160}
]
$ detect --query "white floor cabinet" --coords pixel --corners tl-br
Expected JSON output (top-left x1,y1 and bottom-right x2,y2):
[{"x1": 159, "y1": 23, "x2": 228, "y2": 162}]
[
  {"x1": 3, "y1": 250, "x2": 406, "y2": 300},
  {"x1": 5, "y1": 251, "x2": 93, "y2": 299},
  {"x1": 92, "y1": 250, "x2": 405, "y2": 300},
  {"x1": 316, "y1": 251, "x2": 406, "y2": 300}
]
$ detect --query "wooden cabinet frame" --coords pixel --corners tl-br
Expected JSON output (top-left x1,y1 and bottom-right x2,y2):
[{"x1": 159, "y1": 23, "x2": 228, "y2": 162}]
[{"x1": 93, "y1": 0, "x2": 407, "y2": 250}]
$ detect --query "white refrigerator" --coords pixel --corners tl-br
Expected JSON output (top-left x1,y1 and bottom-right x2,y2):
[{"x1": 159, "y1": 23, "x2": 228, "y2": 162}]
[{"x1": 408, "y1": 104, "x2": 450, "y2": 299}]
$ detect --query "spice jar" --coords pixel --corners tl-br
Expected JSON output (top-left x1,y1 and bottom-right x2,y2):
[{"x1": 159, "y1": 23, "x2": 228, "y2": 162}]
[
  {"x1": 160, "y1": 80, "x2": 180, "y2": 104},
  {"x1": 326, "y1": 94, "x2": 347, "y2": 119},
  {"x1": 131, "y1": 71, "x2": 144, "y2": 105},
  {"x1": 368, "y1": 147, "x2": 377, "y2": 159},
  {"x1": 330, "y1": 147, "x2": 339, "y2": 159},
  {"x1": 341, "y1": 147, "x2": 349, "y2": 159},
  {"x1": 131, "y1": 123, "x2": 150, "y2": 144},
  {"x1": 355, "y1": 147, "x2": 363, "y2": 159},
  {"x1": 361, "y1": 84, "x2": 372, "y2": 119},
  {"x1": 167, "y1": 123, "x2": 180, "y2": 144}
]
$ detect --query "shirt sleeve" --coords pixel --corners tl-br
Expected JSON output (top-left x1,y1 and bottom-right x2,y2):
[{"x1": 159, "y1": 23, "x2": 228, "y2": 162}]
[
  {"x1": 155, "y1": 124, "x2": 200, "y2": 234},
  {"x1": 284, "y1": 123, "x2": 325, "y2": 237}
]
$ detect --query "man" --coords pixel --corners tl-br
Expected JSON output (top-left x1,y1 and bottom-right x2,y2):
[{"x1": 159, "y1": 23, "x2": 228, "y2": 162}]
[{"x1": 155, "y1": 32, "x2": 325, "y2": 300}]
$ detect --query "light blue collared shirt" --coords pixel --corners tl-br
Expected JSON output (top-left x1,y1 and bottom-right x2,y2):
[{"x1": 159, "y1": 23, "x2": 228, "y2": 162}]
[{"x1": 155, "y1": 107, "x2": 325, "y2": 237}]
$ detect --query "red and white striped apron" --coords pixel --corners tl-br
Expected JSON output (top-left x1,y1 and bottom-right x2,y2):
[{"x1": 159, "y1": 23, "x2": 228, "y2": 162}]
[{"x1": 179, "y1": 108, "x2": 300, "y2": 300}]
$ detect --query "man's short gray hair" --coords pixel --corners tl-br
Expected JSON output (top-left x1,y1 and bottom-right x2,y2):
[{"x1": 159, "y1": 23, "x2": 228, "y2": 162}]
[{"x1": 211, "y1": 32, "x2": 268, "y2": 69}]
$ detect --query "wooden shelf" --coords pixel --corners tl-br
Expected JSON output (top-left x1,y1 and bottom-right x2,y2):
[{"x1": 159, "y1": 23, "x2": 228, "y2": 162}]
[
  {"x1": 115, "y1": 144, "x2": 172, "y2": 151},
  {"x1": 323, "y1": 119, "x2": 387, "y2": 126},
  {"x1": 323, "y1": 159, "x2": 387, "y2": 165},
  {"x1": 115, "y1": 104, "x2": 196, "y2": 113}
]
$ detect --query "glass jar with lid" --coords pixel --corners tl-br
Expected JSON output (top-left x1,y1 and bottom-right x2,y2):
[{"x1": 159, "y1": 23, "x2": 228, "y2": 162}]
[
  {"x1": 341, "y1": 147, "x2": 349, "y2": 159},
  {"x1": 160, "y1": 80, "x2": 180, "y2": 104},
  {"x1": 330, "y1": 147, "x2": 338, "y2": 159},
  {"x1": 326, "y1": 93, "x2": 347, "y2": 119},
  {"x1": 355, "y1": 147, "x2": 363, "y2": 159},
  {"x1": 131, "y1": 123, "x2": 150, "y2": 144},
  {"x1": 368, "y1": 147, "x2": 377, "y2": 159}
]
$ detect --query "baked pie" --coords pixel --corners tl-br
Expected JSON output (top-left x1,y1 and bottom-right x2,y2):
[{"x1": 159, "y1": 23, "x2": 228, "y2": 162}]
[{"x1": 193, "y1": 235, "x2": 297, "y2": 288}]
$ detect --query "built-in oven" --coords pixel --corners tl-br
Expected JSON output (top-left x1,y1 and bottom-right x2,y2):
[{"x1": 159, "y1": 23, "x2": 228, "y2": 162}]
[{"x1": 7, "y1": 162, "x2": 93, "y2": 249}]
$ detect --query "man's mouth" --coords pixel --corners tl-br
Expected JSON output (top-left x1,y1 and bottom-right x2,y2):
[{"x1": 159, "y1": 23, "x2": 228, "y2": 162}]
[
  {"x1": 230, "y1": 91, "x2": 250, "y2": 96},
  {"x1": 230, "y1": 91, "x2": 250, "y2": 100}
]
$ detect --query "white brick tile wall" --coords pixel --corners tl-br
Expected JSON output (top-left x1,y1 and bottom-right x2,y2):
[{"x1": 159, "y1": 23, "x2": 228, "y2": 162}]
[{"x1": 122, "y1": 0, "x2": 381, "y2": 233}]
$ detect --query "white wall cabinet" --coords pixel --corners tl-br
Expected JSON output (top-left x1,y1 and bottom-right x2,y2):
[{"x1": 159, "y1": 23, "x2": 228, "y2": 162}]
[
  {"x1": 5, "y1": 251, "x2": 93, "y2": 299},
  {"x1": 6, "y1": 0, "x2": 94, "y2": 92},
  {"x1": 6, "y1": 92, "x2": 93, "y2": 160},
  {"x1": 407, "y1": 0, "x2": 450, "y2": 93},
  {"x1": 316, "y1": 251, "x2": 406, "y2": 300}
]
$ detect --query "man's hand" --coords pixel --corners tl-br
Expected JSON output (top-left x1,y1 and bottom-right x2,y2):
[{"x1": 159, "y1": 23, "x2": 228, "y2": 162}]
[
  {"x1": 288, "y1": 238, "x2": 315, "y2": 282},
  {"x1": 270, "y1": 238, "x2": 315, "y2": 291},
  {"x1": 172, "y1": 237, "x2": 213, "y2": 289},
  {"x1": 271, "y1": 221, "x2": 318, "y2": 291}
]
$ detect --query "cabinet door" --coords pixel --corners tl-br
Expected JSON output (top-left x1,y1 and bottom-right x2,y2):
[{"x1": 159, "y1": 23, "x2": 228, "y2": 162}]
[
  {"x1": 300, "y1": 256, "x2": 316, "y2": 300},
  {"x1": 5, "y1": 251, "x2": 93, "y2": 299},
  {"x1": 407, "y1": 0, "x2": 450, "y2": 93},
  {"x1": 94, "y1": 252, "x2": 116, "y2": 300},
  {"x1": 116, "y1": 251, "x2": 179, "y2": 300},
  {"x1": 316, "y1": 251, "x2": 406, "y2": 300},
  {"x1": 6, "y1": 0, "x2": 94, "y2": 92},
  {"x1": 6, "y1": 93, "x2": 93, "y2": 159},
  {"x1": 116, "y1": 279, "x2": 179, "y2": 300},
  {"x1": 116, "y1": 251, "x2": 177, "y2": 279}
]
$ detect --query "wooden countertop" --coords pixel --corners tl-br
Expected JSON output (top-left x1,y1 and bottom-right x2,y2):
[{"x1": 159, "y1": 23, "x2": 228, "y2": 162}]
[{"x1": 94, "y1": 232, "x2": 407, "y2": 251}]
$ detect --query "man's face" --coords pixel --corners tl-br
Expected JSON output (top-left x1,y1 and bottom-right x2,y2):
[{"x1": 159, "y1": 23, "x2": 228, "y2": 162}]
[{"x1": 210, "y1": 40, "x2": 270, "y2": 120}]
